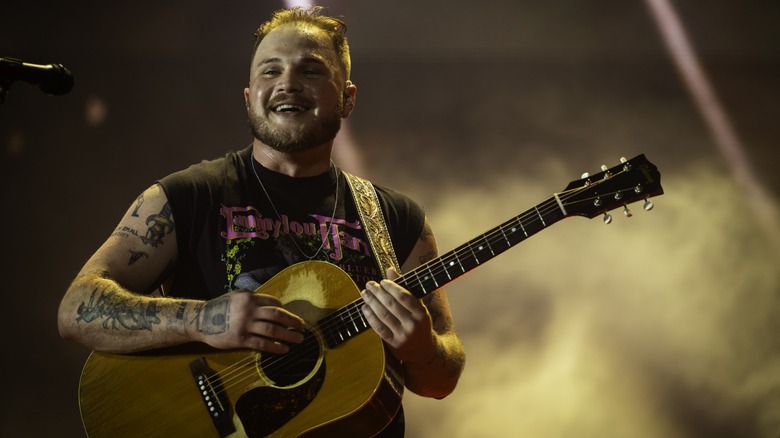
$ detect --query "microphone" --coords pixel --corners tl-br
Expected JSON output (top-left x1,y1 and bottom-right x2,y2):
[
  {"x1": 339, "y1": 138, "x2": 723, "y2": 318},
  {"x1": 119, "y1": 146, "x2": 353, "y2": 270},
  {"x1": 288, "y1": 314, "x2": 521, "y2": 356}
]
[{"x1": 0, "y1": 57, "x2": 74, "y2": 96}]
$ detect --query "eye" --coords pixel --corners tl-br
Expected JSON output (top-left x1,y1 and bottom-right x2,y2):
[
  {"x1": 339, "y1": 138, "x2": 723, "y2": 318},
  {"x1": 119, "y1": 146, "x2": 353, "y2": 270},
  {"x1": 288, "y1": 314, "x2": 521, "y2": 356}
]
[{"x1": 302, "y1": 69, "x2": 322, "y2": 77}]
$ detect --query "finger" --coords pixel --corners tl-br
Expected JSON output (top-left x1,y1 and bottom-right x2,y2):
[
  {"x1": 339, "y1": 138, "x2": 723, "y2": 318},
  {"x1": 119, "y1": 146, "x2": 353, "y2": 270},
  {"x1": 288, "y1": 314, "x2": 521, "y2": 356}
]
[
  {"x1": 385, "y1": 267, "x2": 400, "y2": 281},
  {"x1": 250, "y1": 292, "x2": 284, "y2": 307},
  {"x1": 360, "y1": 295, "x2": 394, "y2": 340},
  {"x1": 364, "y1": 281, "x2": 410, "y2": 322},
  {"x1": 247, "y1": 319, "x2": 305, "y2": 344},
  {"x1": 373, "y1": 279, "x2": 425, "y2": 316},
  {"x1": 245, "y1": 335, "x2": 295, "y2": 354},
  {"x1": 253, "y1": 305, "x2": 306, "y2": 330}
]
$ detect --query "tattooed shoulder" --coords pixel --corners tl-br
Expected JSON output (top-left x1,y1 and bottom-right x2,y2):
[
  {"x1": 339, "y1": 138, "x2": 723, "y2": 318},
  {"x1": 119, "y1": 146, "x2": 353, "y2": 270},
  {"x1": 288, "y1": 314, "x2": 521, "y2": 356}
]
[{"x1": 419, "y1": 220, "x2": 434, "y2": 242}]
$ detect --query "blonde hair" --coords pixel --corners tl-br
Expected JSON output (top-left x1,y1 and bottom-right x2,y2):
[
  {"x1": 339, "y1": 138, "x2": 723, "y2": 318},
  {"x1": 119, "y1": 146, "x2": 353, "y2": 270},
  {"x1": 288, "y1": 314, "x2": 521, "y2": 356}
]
[{"x1": 252, "y1": 6, "x2": 351, "y2": 79}]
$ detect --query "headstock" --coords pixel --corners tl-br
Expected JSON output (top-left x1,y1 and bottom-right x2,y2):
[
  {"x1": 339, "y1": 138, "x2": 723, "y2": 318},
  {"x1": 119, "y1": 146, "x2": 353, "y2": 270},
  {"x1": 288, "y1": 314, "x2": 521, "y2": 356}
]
[{"x1": 558, "y1": 154, "x2": 664, "y2": 223}]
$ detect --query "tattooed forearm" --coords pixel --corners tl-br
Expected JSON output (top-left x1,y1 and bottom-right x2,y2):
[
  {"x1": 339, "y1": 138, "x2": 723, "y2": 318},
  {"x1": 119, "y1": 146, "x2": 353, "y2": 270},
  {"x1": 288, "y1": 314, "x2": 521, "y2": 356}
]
[
  {"x1": 76, "y1": 287, "x2": 161, "y2": 331},
  {"x1": 423, "y1": 292, "x2": 454, "y2": 333},
  {"x1": 193, "y1": 297, "x2": 230, "y2": 335},
  {"x1": 175, "y1": 302, "x2": 187, "y2": 320},
  {"x1": 160, "y1": 301, "x2": 189, "y2": 335}
]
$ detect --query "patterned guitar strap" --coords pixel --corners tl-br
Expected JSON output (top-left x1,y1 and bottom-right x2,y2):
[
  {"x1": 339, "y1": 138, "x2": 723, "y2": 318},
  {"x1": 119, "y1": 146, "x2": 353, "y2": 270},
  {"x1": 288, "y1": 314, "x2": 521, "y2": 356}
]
[
  {"x1": 343, "y1": 171, "x2": 400, "y2": 280},
  {"x1": 344, "y1": 171, "x2": 407, "y2": 419}
]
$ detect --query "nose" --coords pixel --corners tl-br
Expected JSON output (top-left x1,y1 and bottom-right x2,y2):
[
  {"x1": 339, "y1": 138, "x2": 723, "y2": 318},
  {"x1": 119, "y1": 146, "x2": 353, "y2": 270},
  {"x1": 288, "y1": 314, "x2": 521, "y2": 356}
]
[{"x1": 275, "y1": 70, "x2": 303, "y2": 94}]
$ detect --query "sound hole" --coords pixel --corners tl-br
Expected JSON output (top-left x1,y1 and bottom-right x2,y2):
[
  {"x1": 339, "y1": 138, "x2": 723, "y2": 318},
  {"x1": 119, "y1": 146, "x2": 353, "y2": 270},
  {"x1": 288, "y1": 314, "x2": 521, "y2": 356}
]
[{"x1": 259, "y1": 329, "x2": 321, "y2": 387}]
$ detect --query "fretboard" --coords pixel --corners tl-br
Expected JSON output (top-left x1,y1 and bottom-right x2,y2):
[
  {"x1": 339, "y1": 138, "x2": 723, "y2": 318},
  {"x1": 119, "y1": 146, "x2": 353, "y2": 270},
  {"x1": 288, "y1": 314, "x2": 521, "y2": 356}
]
[{"x1": 317, "y1": 196, "x2": 568, "y2": 348}]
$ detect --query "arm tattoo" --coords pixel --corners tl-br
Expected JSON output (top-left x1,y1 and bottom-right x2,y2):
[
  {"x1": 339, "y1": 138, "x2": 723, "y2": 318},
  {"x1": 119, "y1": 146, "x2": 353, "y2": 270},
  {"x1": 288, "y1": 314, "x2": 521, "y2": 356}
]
[
  {"x1": 419, "y1": 221, "x2": 434, "y2": 243},
  {"x1": 76, "y1": 287, "x2": 161, "y2": 331},
  {"x1": 423, "y1": 292, "x2": 454, "y2": 333},
  {"x1": 418, "y1": 250, "x2": 437, "y2": 265},
  {"x1": 131, "y1": 192, "x2": 145, "y2": 217},
  {"x1": 175, "y1": 302, "x2": 187, "y2": 320},
  {"x1": 128, "y1": 250, "x2": 149, "y2": 265},
  {"x1": 111, "y1": 226, "x2": 141, "y2": 239},
  {"x1": 193, "y1": 297, "x2": 230, "y2": 335},
  {"x1": 140, "y1": 202, "x2": 174, "y2": 247},
  {"x1": 418, "y1": 221, "x2": 452, "y2": 331}
]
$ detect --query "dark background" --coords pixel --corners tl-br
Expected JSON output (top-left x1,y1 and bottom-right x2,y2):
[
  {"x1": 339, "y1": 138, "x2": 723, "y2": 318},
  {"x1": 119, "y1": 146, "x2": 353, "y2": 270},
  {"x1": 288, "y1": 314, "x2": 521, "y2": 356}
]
[{"x1": 1, "y1": 1, "x2": 778, "y2": 436}]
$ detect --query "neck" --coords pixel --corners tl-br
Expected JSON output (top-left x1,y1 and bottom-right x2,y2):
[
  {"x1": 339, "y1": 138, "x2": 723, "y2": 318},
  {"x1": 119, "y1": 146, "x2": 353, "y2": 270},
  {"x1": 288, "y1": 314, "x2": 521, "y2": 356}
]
[{"x1": 253, "y1": 140, "x2": 334, "y2": 177}]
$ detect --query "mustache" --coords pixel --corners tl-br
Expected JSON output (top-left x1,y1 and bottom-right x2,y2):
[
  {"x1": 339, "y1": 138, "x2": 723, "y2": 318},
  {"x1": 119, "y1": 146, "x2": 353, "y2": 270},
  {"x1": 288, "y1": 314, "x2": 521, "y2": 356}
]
[{"x1": 266, "y1": 93, "x2": 314, "y2": 109}]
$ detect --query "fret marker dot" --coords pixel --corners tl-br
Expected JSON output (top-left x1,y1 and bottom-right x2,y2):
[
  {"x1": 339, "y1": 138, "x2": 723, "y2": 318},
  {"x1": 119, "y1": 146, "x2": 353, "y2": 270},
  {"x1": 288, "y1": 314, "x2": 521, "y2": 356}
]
[
  {"x1": 511, "y1": 227, "x2": 517, "y2": 232},
  {"x1": 449, "y1": 261, "x2": 455, "y2": 266}
]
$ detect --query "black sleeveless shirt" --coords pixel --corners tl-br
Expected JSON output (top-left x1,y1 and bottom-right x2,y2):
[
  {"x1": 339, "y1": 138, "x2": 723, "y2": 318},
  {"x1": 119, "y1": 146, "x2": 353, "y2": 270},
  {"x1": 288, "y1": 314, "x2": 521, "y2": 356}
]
[{"x1": 157, "y1": 146, "x2": 425, "y2": 436}]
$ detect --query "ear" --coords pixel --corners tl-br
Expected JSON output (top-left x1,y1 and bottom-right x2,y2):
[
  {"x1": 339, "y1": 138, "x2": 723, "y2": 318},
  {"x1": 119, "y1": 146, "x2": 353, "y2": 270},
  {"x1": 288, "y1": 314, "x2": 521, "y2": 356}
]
[
  {"x1": 341, "y1": 81, "x2": 357, "y2": 118},
  {"x1": 243, "y1": 87, "x2": 250, "y2": 108}
]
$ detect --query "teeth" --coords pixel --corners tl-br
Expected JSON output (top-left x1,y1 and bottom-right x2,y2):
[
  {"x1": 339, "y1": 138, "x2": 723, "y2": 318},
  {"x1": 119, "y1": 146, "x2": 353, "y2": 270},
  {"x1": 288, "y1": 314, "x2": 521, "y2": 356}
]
[{"x1": 274, "y1": 104, "x2": 303, "y2": 112}]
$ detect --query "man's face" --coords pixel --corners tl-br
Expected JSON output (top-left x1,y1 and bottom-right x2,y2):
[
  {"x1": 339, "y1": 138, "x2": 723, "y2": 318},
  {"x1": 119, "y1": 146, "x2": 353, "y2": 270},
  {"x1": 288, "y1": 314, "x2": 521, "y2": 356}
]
[{"x1": 245, "y1": 24, "x2": 349, "y2": 153}]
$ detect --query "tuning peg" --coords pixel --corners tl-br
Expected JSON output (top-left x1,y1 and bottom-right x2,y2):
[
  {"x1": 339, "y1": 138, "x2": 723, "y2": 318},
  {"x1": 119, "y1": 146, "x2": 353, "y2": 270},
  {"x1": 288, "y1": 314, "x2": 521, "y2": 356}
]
[
  {"x1": 623, "y1": 205, "x2": 633, "y2": 217},
  {"x1": 581, "y1": 172, "x2": 590, "y2": 179},
  {"x1": 620, "y1": 157, "x2": 628, "y2": 163},
  {"x1": 643, "y1": 199, "x2": 654, "y2": 211},
  {"x1": 620, "y1": 156, "x2": 631, "y2": 171},
  {"x1": 603, "y1": 213, "x2": 612, "y2": 224},
  {"x1": 600, "y1": 164, "x2": 611, "y2": 179}
]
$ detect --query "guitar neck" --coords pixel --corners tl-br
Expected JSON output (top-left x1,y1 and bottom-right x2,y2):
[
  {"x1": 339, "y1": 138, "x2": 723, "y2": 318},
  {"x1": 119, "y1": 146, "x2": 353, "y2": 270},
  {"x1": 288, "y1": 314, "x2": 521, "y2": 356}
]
[
  {"x1": 318, "y1": 154, "x2": 663, "y2": 348},
  {"x1": 318, "y1": 196, "x2": 567, "y2": 348},
  {"x1": 399, "y1": 196, "x2": 567, "y2": 298}
]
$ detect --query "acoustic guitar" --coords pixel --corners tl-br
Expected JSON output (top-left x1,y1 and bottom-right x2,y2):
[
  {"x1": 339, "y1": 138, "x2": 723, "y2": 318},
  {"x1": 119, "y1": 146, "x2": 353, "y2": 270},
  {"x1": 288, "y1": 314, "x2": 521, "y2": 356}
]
[{"x1": 78, "y1": 155, "x2": 663, "y2": 437}]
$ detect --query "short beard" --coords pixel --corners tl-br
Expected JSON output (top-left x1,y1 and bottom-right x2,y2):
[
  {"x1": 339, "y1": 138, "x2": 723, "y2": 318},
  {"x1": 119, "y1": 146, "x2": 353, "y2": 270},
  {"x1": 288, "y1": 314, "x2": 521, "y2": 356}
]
[{"x1": 247, "y1": 103, "x2": 344, "y2": 153}]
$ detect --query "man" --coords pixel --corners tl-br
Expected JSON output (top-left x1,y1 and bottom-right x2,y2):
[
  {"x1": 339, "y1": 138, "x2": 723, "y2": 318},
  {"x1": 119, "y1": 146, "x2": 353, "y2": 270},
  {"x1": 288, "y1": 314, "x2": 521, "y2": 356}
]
[{"x1": 58, "y1": 6, "x2": 465, "y2": 437}]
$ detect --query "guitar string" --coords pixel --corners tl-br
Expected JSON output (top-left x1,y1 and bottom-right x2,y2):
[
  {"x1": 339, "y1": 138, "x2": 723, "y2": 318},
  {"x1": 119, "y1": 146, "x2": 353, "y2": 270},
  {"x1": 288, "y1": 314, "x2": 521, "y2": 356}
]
[
  {"x1": 207, "y1": 194, "x2": 572, "y2": 397},
  {"x1": 207, "y1": 183, "x2": 625, "y2": 400},
  {"x1": 203, "y1": 177, "x2": 629, "y2": 397},
  {"x1": 204, "y1": 181, "x2": 624, "y2": 398}
]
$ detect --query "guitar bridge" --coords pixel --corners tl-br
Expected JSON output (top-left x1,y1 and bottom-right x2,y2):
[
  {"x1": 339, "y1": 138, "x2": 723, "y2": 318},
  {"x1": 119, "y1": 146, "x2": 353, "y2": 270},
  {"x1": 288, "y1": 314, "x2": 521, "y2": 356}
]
[{"x1": 189, "y1": 357, "x2": 236, "y2": 437}]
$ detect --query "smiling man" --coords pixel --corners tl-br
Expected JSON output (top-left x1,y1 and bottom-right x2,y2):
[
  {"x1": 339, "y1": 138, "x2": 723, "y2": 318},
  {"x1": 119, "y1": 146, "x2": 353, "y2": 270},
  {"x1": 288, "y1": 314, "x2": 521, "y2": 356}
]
[{"x1": 58, "y1": 6, "x2": 465, "y2": 437}]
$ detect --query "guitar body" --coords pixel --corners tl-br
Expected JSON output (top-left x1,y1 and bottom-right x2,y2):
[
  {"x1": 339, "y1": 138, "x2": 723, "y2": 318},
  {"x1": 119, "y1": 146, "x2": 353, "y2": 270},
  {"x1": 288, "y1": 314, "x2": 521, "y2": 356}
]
[{"x1": 79, "y1": 261, "x2": 404, "y2": 437}]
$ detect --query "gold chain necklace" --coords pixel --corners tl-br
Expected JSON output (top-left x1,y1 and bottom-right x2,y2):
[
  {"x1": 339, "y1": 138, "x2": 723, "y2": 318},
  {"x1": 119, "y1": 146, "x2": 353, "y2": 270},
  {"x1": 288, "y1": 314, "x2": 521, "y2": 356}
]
[{"x1": 249, "y1": 154, "x2": 339, "y2": 260}]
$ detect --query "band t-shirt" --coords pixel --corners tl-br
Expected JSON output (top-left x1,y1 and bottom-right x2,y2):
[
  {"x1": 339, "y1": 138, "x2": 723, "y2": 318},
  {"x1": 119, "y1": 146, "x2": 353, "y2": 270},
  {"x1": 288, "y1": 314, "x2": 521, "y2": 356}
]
[{"x1": 157, "y1": 146, "x2": 425, "y2": 436}]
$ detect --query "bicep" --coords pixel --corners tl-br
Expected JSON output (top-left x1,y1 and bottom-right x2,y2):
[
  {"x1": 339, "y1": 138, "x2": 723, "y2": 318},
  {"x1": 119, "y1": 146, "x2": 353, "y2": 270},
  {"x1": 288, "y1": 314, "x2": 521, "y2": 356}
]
[
  {"x1": 79, "y1": 184, "x2": 178, "y2": 293},
  {"x1": 400, "y1": 217, "x2": 456, "y2": 335}
]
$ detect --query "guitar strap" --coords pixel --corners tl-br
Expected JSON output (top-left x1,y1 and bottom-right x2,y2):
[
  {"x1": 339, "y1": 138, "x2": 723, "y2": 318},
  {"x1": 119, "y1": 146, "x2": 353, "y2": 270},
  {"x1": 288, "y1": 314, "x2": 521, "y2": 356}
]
[{"x1": 343, "y1": 171, "x2": 400, "y2": 279}]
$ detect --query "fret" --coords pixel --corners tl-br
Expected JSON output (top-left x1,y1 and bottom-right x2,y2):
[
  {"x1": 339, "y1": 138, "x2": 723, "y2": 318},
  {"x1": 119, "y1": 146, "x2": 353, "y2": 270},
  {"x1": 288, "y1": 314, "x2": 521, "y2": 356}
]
[
  {"x1": 518, "y1": 216, "x2": 528, "y2": 237},
  {"x1": 500, "y1": 225, "x2": 512, "y2": 246},
  {"x1": 321, "y1": 305, "x2": 370, "y2": 348},
  {"x1": 452, "y1": 252, "x2": 466, "y2": 273},
  {"x1": 340, "y1": 313, "x2": 352, "y2": 338},
  {"x1": 415, "y1": 273, "x2": 428, "y2": 296},
  {"x1": 426, "y1": 264, "x2": 440, "y2": 288},
  {"x1": 350, "y1": 312, "x2": 361, "y2": 333},
  {"x1": 553, "y1": 193, "x2": 567, "y2": 215},
  {"x1": 439, "y1": 257, "x2": 453, "y2": 280},
  {"x1": 468, "y1": 242, "x2": 481, "y2": 265},
  {"x1": 534, "y1": 206, "x2": 546, "y2": 227},
  {"x1": 484, "y1": 234, "x2": 496, "y2": 256}
]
